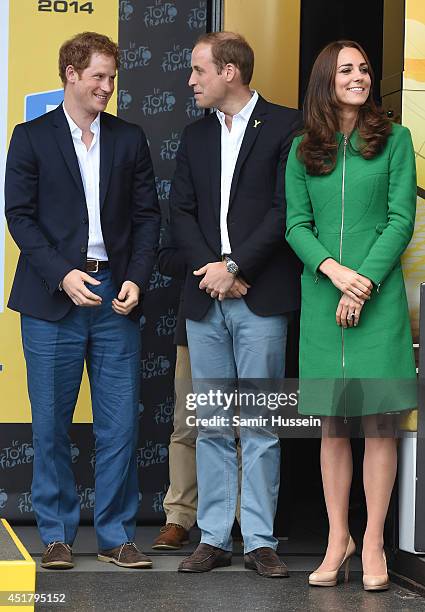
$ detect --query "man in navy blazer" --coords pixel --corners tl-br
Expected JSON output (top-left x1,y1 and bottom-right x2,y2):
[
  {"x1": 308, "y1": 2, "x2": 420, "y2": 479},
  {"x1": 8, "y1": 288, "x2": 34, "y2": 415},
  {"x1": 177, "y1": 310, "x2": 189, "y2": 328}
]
[
  {"x1": 171, "y1": 32, "x2": 301, "y2": 576},
  {"x1": 5, "y1": 32, "x2": 160, "y2": 569}
]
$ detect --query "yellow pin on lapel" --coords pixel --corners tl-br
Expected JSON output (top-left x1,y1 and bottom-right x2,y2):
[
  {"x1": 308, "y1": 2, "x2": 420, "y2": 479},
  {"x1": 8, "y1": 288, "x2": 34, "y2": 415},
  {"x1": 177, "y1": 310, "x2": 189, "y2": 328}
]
[{"x1": 253, "y1": 119, "x2": 261, "y2": 128}]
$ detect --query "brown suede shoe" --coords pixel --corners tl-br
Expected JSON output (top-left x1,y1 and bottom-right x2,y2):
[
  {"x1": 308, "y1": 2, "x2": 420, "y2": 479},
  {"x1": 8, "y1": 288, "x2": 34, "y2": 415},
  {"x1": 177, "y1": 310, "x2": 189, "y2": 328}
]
[
  {"x1": 244, "y1": 547, "x2": 289, "y2": 577},
  {"x1": 98, "y1": 542, "x2": 152, "y2": 568},
  {"x1": 152, "y1": 523, "x2": 189, "y2": 550},
  {"x1": 41, "y1": 542, "x2": 73, "y2": 569},
  {"x1": 178, "y1": 543, "x2": 232, "y2": 573}
]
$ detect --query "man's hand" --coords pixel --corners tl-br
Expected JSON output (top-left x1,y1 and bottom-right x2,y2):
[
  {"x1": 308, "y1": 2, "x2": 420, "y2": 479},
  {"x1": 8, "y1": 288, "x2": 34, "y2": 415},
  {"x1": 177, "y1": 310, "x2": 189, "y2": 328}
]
[
  {"x1": 336, "y1": 294, "x2": 364, "y2": 328},
  {"x1": 225, "y1": 277, "x2": 251, "y2": 299},
  {"x1": 319, "y1": 259, "x2": 372, "y2": 304},
  {"x1": 112, "y1": 280, "x2": 140, "y2": 316},
  {"x1": 62, "y1": 269, "x2": 102, "y2": 307},
  {"x1": 194, "y1": 261, "x2": 236, "y2": 301}
]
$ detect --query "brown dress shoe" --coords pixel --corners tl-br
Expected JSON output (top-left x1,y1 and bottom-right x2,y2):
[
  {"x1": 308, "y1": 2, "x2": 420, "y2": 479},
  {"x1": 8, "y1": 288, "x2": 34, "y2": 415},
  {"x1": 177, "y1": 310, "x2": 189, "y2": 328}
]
[
  {"x1": 244, "y1": 547, "x2": 289, "y2": 577},
  {"x1": 178, "y1": 543, "x2": 232, "y2": 573},
  {"x1": 152, "y1": 523, "x2": 189, "y2": 550},
  {"x1": 98, "y1": 542, "x2": 152, "y2": 568},
  {"x1": 41, "y1": 542, "x2": 73, "y2": 569}
]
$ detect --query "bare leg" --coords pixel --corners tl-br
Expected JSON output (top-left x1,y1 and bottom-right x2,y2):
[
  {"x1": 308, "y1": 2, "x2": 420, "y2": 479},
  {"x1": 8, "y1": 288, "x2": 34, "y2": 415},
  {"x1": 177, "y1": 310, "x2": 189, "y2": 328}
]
[
  {"x1": 315, "y1": 418, "x2": 353, "y2": 571},
  {"x1": 362, "y1": 428, "x2": 397, "y2": 575}
]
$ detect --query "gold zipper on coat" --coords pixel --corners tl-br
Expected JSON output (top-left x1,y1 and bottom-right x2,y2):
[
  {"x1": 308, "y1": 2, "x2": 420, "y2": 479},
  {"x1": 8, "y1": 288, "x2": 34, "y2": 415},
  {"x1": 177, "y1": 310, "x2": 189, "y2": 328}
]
[{"x1": 340, "y1": 135, "x2": 348, "y2": 423}]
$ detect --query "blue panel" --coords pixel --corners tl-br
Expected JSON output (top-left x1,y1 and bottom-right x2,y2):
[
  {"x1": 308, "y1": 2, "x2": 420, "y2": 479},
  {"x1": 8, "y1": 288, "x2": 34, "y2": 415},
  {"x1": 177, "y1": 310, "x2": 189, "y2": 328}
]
[{"x1": 25, "y1": 89, "x2": 64, "y2": 121}]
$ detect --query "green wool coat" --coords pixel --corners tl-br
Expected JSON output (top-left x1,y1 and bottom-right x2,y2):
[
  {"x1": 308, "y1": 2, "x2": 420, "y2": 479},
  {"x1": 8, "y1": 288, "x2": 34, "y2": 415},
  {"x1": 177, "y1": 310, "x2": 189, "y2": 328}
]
[{"x1": 285, "y1": 124, "x2": 417, "y2": 417}]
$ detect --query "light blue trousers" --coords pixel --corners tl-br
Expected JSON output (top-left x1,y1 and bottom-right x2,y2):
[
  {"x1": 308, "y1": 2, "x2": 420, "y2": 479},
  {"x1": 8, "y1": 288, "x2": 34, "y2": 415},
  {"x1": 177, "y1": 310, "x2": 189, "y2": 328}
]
[{"x1": 186, "y1": 298, "x2": 287, "y2": 553}]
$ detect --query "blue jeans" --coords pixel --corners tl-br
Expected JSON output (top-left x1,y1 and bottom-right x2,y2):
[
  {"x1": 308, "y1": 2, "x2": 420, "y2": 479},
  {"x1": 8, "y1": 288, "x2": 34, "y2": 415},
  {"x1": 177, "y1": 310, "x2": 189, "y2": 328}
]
[
  {"x1": 186, "y1": 298, "x2": 287, "y2": 553},
  {"x1": 21, "y1": 270, "x2": 140, "y2": 550}
]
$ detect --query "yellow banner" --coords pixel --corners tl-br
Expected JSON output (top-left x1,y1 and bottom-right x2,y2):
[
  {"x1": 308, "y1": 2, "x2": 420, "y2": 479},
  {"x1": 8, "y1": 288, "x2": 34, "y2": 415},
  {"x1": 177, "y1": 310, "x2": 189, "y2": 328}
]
[
  {"x1": 1, "y1": 0, "x2": 118, "y2": 422},
  {"x1": 402, "y1": 0, "x2": 425, "y2": 342}
]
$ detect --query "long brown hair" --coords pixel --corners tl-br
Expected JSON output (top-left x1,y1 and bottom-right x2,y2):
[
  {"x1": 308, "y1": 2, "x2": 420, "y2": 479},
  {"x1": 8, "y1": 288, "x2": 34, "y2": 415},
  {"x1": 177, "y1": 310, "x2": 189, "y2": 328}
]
[{"x1": 298, "y1": 40, "x2": 391, "y2": 175}]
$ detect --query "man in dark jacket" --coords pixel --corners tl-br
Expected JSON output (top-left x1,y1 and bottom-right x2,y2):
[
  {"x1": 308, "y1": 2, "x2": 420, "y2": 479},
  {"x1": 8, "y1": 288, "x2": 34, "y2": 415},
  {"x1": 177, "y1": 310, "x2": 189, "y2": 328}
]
[
  {"x1": 170, "y1": 32, "x2": 301, "y2": 576},
  {"x1": 5, "y1": 32, "x2": 160, "y2": 569}
]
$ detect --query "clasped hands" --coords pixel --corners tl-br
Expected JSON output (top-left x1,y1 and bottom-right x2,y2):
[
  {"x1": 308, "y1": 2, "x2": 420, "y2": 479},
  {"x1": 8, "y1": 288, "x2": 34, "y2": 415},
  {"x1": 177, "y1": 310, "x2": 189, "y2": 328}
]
[
  {"x1": 319, "y1": 259, "x2": 373, "y2": 328},
  {"x1": 61, "y1": 269, "x2": 140, "y2": 315},
  {"x1": 194, "y1": 261, "x2": 250, "y2": 301}
]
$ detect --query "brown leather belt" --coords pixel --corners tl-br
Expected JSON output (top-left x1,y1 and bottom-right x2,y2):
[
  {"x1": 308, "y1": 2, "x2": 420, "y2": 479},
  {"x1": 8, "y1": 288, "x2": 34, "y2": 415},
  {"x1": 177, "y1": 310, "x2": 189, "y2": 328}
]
[{"x1": 85, "y1": 259, "x2": 109, "y2": 273}]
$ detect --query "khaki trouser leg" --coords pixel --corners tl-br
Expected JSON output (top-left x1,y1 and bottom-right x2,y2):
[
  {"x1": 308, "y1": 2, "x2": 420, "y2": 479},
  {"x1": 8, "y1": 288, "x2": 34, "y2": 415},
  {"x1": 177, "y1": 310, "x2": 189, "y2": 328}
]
[{"x1": 163, "y1": 345, "x2": 197, "y2": 530}]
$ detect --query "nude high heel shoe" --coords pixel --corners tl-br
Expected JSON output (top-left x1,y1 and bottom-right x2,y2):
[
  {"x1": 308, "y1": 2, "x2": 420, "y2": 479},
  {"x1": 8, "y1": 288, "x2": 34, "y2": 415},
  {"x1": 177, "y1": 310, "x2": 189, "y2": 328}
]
[
  {"x1": 308, "y1": 535, "x2": 356, "y2": 587},
  {"x1": 362, "y1": 551, "x2": 390, "y2": 591}
]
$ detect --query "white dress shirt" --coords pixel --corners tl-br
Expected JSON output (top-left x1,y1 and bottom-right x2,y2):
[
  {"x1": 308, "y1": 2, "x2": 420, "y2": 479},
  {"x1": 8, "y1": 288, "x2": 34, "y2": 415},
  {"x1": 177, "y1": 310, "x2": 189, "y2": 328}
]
[
  {"x1": 216, "y1": 90, "x2": 259, "y2": 255},
  {"x1": 63, "y1": 104, "x2": 108, "y2": 261}
]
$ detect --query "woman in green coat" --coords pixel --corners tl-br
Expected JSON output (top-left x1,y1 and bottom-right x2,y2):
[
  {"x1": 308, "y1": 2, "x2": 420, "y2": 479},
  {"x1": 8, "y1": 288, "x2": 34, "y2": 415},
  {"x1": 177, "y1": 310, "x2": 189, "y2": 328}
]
[{"x1": 285, "y1": 41, "x2": 416, "y2": 591}]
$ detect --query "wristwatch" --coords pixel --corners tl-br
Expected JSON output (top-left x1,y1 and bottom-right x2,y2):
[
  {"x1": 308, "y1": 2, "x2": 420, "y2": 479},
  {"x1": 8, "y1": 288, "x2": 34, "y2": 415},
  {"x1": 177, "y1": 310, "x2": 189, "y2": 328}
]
[{"x1": 224, "y1": 255, "x2": 239, "y2": 275}]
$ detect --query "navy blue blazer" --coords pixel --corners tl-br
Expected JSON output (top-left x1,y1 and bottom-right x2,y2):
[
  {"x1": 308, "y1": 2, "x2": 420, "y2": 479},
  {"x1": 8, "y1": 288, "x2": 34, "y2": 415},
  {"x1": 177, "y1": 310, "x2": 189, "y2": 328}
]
[
  {"x1": 5, "y1": 104, "x2": 160, "y2": 321},
  {"x1": 170, "y1": 96, "x2": 302, "y2": 321}
]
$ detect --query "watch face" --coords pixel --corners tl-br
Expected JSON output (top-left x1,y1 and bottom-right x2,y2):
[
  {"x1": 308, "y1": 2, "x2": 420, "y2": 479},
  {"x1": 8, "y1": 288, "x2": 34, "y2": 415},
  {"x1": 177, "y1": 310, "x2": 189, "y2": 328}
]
[{"x1": 226, "y1": 259, "x2": 238, "y2": 274}]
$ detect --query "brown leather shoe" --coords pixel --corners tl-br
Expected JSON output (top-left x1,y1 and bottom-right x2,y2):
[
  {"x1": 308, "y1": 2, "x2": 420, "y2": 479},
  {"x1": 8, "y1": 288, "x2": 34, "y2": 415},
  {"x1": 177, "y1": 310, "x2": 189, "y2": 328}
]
[
  {"x1": 152, "y1": 523, "x2": 189, "y2": 550},
  {"x1": 98, "y1": 542, "x2": 152, "y2": 568},
  {"x1": 178, "y1": 543, "x2": 232, "y2": 573},
  {"x1": 41, "y1": 542, "x2": 73, "y2": 569},
  {"x1": 244, "y1": 547, "x2": 289, "y2": 577}
]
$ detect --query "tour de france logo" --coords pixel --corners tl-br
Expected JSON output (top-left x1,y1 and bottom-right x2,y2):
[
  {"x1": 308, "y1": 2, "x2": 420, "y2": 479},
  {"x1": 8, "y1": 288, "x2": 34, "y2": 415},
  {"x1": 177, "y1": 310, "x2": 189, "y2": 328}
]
[
  {"x1": 148, "y1": 264, "x2": 172, "y2": 291},
  {"x1": 141, "y1": 353, "x2": 171, "y2": 379},
  {"x1": 119, "y1": 0, "x2": 134, "y2": 21},
  {"x1": 136, "y1": 441, "x2": 168, "y2": 468},
  {"x1": 77, "y1": 485, "x2": 95, "y2": 511},
  {"x1": 17, "y1": 492, "x2": 33, "y2": 514},
  {"x1": 156, "y1": 308, "x2": 177, "y2": 337},
  {"x1": 0, "y1": 489, "x2": 8, "y2": 509},
  {"x1": 186, "y1": 95, "x2": 204, "y2": 119},
  {"x1": 144, "y1": 1, "x2": 178, "y2": 27},
  {"x1": 142, "y1": 89, "x2": 176, "y2": 116},
  {"x1": 118, "y1": 90, "x2": 133, "y2": 111},
  {"x1": 155, "y1": 177, "x2": 172, "y2": 201},
  {"x1": 161, "y1": 45, "x2": 192, "y2": 72},
  {"x1": 152, "y1": 484, "x2": 168, "y2": 513},
  {"x1": 0, "y1": 440, "x2": 34, "y2": 470},
  {"x1": 154, "y1": 396, "x2": 174, "y2": 424},
  {"x1": 160, "y1": 132, "x2": 180, "y2": 161},
  {"x1": 70, "y1": 443, "x2": 80, "y2": 464},
  {"x1": 187, "y1": 1, "x2": 207, "y2": 29},
  {"x1": 120, "y1": 42, "x2": 152, "y2": 70}
]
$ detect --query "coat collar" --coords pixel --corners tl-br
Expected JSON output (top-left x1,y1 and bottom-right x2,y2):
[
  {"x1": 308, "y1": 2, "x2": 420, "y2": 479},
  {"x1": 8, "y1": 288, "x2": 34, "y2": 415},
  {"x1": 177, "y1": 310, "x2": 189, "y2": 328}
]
[
  {"x1": 207, "y1": 95, "x2": 270, "y2": 221},
  {"x1": 99, "y1": 113, "x2": 114, "y2": 210},
  {"x1": 229, "y1": 95, "x2": 269, "y2": 205},
  {"x1": 51, "y1": 104, "x2": 84, "y2": 196},
  {"x1": 206, "y1": 113, "x2": 221, "y2": 224},
  {"x1": 51, "y1": 104, "x2": 114, "y2": 209}
]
